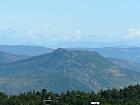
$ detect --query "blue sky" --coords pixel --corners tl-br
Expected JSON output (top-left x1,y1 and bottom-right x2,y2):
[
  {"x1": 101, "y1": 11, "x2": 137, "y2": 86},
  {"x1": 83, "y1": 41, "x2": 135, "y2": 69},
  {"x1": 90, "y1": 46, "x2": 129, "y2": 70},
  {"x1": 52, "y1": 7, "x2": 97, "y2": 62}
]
[{"x1": 0, "y1": 0, "x2": 140, "y2": 47}]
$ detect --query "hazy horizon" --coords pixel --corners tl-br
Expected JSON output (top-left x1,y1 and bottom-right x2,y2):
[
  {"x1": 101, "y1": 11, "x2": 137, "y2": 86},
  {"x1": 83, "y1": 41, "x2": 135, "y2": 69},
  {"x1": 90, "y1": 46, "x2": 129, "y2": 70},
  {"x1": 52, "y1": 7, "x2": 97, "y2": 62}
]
[{"x1": 0, "y1": 0, "x2": 140, "y2": 47}]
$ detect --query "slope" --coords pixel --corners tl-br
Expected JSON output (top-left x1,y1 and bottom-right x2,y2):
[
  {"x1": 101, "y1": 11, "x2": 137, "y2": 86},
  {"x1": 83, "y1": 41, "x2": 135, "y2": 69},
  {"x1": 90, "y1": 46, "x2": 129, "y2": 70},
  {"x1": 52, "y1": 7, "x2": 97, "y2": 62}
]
[
  {"x1": 0, "y1": 48, "x2": 140, "y2": 94},
  {"x1": 0, "y1": 51, "x2": 29, "y2": 64},
  {"x1": 0, "y1": 45, "x2": 53, "y2": 56}
]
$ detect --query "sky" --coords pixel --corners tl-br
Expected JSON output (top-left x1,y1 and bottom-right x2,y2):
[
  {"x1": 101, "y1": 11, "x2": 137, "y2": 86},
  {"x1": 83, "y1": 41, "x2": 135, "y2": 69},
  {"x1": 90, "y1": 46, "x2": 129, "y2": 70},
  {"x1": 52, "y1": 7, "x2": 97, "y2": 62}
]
[{"x1": 0, "y1": 0, "x2": 140, "y2": 47}]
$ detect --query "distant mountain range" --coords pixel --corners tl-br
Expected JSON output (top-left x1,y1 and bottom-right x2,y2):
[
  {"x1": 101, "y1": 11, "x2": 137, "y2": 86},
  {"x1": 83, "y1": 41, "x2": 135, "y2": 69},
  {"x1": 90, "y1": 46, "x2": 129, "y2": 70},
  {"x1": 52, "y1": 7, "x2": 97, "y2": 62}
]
[
  {"x1": 0, "y1": 45, "x2": 53, "y2": 56},
  {"x1": 94, "y1": 47, "x2": 140, "y2": 63},
  {"x1": 0, "y1": 48, "x2": 140, "y2": 94},
  {"x1": 108, "y1": 58, "x2": 140, "y2": 72},
  {"x1": 1, "y1": 45, "x2": 140, "y2": 63},
  {"x1": 68, "y1": 47, "x2": 140, "y2": 63},
  {"x1": 0, "y1": 51, "x2": 29, "y2": 64}
]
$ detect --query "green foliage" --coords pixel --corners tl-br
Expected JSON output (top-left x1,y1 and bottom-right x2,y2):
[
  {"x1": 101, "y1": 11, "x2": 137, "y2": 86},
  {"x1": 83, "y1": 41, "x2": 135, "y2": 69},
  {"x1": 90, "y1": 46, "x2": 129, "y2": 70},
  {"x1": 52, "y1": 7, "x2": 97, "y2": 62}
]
[
  {"x1": 0, "y1": 84, "x2": 140, "y2": 105},
  {"x1": 0, "y1": 92, "x2": 7, "y2": 105}
]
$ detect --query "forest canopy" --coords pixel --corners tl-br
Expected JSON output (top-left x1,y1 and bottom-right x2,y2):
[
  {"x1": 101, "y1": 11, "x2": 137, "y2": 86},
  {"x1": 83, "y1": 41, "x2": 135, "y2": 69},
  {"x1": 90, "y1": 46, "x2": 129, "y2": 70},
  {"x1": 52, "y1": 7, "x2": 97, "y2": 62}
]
[{"x1": 0, "y1": 84, "x2": 140, "y2": 105}]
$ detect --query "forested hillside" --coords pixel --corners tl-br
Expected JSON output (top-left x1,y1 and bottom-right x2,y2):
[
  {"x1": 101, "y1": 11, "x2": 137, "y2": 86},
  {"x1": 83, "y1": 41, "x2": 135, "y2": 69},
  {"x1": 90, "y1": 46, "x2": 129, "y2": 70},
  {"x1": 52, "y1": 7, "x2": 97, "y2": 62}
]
[
  {"x1": 0, "y1": 84, "x2": 140, "y2": 105},
  {"x1": 0, "y1": 48, "x2": 140, "y2": 94}
]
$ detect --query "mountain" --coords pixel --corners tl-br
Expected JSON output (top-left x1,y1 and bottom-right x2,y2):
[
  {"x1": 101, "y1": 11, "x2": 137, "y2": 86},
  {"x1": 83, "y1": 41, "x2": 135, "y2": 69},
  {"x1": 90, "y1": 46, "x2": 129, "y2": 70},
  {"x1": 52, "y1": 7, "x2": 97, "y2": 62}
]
[
  {"x1": 68, "y1": 47, "x2": 140, "y2": 63},
  {"x1": 0, "y1": 45, "x2": 54, "y2": 56},
  {"x1": 1, "y1": 45, "x2": 140, "y2": 63},
  {"x1": 0, "y1": 51, "x2": 29, "y2": 64},
  {"x1": 94, "y1": 47, "x2": 140, "y2": 63},
  {"x1": 108, "y1": 58, "x2": 140, "y2": 72},
  {"x1": 0, "y1": 48, "x2": 140, "y2": 94}
]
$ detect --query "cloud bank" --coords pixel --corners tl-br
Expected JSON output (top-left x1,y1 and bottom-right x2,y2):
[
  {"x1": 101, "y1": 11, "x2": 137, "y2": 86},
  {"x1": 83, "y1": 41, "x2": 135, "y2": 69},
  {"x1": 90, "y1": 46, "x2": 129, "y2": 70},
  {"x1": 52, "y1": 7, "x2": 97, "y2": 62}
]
[{"x1": 124, "y1": 28, "x2": 140, "y2": 40}]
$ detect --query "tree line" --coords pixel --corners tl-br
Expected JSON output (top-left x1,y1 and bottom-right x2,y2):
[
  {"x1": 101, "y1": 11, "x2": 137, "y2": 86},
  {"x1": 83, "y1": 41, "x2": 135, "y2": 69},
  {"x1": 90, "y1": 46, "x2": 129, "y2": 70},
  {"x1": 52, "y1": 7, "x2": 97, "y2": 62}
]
[{"x1": 0, "y1": 84, "x2": 140, "y2": 105}]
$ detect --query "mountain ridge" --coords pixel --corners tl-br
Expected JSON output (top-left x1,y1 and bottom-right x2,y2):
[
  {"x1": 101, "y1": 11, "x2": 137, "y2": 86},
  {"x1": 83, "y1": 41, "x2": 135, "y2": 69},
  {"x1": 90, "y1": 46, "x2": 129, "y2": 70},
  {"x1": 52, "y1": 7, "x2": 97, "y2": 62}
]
[
  {"x1": 0, "y1": 51, "x2": 30, "y2": 64},
  {"x1": 108, "y1": 58, "x2": 140, "y2": 72},
  {"x1": 0, "y1": 45, "x2": 53, "y2": 56},
  {"x1": 1, "y1": 45, "x2": 140, "y2": 63},
  {"x1": 0, "y1": 48, "x2": 140, "y2": 94}
]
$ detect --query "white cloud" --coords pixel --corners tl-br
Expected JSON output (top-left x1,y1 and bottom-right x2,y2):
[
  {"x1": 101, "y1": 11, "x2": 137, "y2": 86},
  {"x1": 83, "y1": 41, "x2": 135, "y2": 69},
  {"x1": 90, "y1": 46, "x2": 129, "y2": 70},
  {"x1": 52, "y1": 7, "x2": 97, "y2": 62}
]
[
  {"x1": 124, "y1": 28, "x2": 140, "y2": 40},
  {"x1": 41, "y1": 24, "x2": 51, "y2": 30},
  {"x1": 27, "y1": 30, "x2": 38, "y2": 40},
  {"x1": 72, "y1": 30, "x2": 81, "y2": 35},
  {"x1": 0, "y1": 26, "x2": 83, "y2": 44},
  {"x1": 25, "y1": 24, "x2": 51, "y2": 40},
  {"x1": 46, "y1": 30, "x2": 82, "y2": 42},
  {"x1": 71, "y1": 30, "x2": 81, "y2": 41}
]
